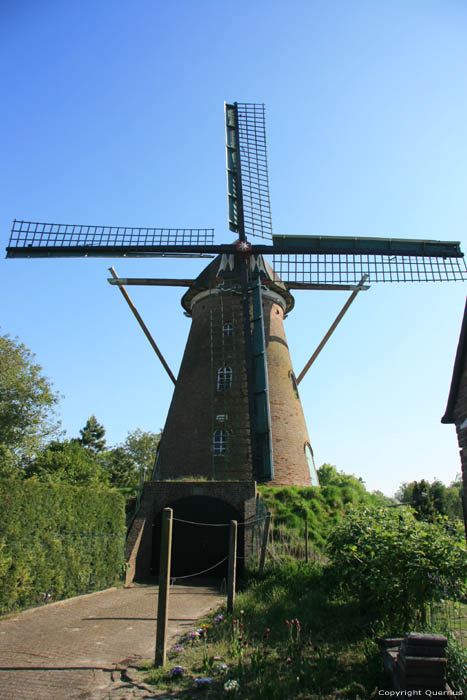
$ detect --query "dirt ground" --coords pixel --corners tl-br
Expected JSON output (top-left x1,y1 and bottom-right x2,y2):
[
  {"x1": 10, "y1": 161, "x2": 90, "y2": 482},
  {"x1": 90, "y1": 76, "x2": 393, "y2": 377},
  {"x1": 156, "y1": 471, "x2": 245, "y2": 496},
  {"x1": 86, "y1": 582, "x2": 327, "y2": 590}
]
[{"x1": 0, "y1": 581, "x2": 224, "y2": 700}]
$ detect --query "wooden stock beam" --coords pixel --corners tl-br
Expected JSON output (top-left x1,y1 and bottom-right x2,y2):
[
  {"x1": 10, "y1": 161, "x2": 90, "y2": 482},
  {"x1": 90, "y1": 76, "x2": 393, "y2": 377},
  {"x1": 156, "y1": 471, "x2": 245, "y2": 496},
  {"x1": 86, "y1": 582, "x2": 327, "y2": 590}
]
[
  {"x1": 108, "y1": 267, "x2": 177, "y2": 385},
  {"x1": 108, "y1": 278, "x2": 194, "y2": 287},
  {"x1": 296, "y1": 275, "x2": 369, "y2": 385}
]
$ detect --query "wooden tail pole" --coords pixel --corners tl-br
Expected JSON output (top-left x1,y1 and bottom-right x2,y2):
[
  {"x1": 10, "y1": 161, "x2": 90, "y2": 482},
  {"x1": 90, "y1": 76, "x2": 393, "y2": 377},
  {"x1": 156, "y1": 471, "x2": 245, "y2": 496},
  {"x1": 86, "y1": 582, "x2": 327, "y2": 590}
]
[
  {"x1": 259, "y1": 513, "x2": 271, "y2": 573},
  {"x1": 227, "y1": 520, "x2": 237, "y2": 613},
  {"x1": 296, "y1": 274, "x2": 369, "y2": 385},
  {"x1": 155, "y1": 507, "x2": 173, "y2": 667},
  {"x1": 108, "y1": 267, "x2": 177, "y2": 385}
]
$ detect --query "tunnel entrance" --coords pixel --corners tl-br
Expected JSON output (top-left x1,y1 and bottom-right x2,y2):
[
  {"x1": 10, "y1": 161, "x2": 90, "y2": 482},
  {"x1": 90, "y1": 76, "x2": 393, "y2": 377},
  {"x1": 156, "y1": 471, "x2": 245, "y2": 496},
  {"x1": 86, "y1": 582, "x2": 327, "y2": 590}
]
[{"x1": 151, "y1": 496, "x2": 242, "y2": 579}]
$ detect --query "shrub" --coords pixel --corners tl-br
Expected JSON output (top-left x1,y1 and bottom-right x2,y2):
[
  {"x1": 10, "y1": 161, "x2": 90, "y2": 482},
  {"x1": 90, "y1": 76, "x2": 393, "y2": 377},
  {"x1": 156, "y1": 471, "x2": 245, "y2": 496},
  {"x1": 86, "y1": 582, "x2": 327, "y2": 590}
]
[
  {"x1": 326, "y1": 506, "x2": 467, "y2": 630},
  {"x1": 0, "y1": 478, "x2": 125, "y2": 614}
]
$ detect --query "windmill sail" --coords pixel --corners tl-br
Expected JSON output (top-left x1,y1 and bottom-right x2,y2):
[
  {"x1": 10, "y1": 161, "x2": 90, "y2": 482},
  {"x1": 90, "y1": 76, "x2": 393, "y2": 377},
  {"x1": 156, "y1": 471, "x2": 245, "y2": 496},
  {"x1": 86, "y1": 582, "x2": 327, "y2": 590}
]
[
  {"x1": 272, "y1": 234, "x2": 467, "y2": 283},
  {"x1": 6, "y1": 220, "x2": 215, "y2": 258},
  {"x1": 225, "y1": 102, "x2": 273, "y2": 240}
]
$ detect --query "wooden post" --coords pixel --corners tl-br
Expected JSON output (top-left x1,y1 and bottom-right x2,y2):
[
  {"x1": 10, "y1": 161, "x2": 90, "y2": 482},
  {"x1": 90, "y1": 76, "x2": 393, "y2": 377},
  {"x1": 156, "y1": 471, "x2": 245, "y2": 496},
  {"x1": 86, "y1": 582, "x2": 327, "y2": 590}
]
[
  {"x1": 227, "y1": 520, "x2": 237, "y2": 613},
  {"x1": 305, "y1": 518, "x2": 309, "y2": 563},
  {"x1": 259, "y1": 513, "x2": 271, "y2": 573},
  {"x1": 155, "y1": 507, "x2": 173, "y2": 666}
]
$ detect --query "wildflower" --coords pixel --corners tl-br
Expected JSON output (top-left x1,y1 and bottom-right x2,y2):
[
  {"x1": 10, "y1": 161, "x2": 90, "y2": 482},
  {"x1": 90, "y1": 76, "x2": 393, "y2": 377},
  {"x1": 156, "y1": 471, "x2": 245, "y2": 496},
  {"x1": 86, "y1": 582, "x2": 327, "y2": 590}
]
[
  {"x1": 213, "y1": 613, "x2": 224, "y2": 623},
  {"x1": 173, "y1": 645, "x2": 185, "y2": 653},
  {"x1": 224, "y1": 679, "x2": 240, "y2": 692},
  {"x1": 237, "y1": 636, "x2": 243, "y2": 642},
  {"x1": 170, "y1": 666, "x2": 185, "y2": 677},
  {"x1": 189, "y1": 630, "x2": 201, "y2": 639},
  {"x1": 216, "y1": 663, "x2": 228, "y2": 674},
  {"x1": 286, "y1": 657, "x2": 292, "y2": 664},
  {"x1": 194, "y1": 677, "x2": 213, "y2": 689},
  {"x1": 240, "y1": 610, "x2": 244, "y2": 615}
]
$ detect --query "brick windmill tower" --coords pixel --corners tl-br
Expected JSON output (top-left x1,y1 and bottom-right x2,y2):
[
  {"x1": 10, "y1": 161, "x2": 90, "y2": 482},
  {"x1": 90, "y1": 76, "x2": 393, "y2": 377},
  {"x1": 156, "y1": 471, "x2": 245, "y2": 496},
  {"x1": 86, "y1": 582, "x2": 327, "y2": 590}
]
[
  {"x1": 7, "y1": 102, "x2": 467, "y2": 580},
  {"x1": 155, "y1": 251, "x2": 318, "y2": 487}
]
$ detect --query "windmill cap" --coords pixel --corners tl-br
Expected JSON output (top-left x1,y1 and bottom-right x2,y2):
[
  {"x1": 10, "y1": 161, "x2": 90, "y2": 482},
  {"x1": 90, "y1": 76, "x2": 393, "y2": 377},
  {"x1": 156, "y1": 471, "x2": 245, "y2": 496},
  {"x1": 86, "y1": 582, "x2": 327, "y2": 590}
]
[{"x1": 181, "y1": 253, "x2": 294, "y2": 314}]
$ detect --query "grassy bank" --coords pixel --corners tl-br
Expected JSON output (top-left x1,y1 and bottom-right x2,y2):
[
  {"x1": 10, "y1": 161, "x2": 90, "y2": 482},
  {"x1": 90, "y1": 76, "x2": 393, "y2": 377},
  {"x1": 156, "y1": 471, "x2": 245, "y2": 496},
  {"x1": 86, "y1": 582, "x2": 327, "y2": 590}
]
[
  {"x1": 144, "y1": 501, "x2": 467, "y2": 698},
  {"x1": 145, "y1": 563, "x2": 389, "y2": 699}
]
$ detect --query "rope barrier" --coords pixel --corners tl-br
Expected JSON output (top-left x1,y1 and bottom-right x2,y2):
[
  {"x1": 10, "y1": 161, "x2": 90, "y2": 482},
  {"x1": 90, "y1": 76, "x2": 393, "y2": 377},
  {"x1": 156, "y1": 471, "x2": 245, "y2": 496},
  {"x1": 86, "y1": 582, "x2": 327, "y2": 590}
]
[
  {"x1": 171, "y1": 556, "x2": 229, "y2": 581},
  {"x1": 171, "y1": 515, "x2": 268, "y2": 528},
  {"x1": 172, "y1": 518, "x2": 229, "y2": 527}
]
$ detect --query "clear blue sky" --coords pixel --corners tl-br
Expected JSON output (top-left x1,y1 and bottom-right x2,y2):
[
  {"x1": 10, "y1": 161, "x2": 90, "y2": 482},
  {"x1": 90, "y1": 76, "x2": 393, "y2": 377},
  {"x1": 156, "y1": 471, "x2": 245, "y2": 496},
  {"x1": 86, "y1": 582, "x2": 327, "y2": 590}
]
[{"x1": 1, "y1": 0, "x2": 466, "y2": 496}]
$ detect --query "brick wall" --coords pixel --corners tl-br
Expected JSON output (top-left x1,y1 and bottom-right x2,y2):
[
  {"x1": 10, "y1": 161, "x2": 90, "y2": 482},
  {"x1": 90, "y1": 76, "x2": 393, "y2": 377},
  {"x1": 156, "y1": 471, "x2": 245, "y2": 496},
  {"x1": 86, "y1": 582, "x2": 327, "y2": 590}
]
[
  {"x1": 451, "y1": 361, "x2": 467, "y2": 532},
  {"x1": 126, "y1": 481, "x2": 257, "y2": 584}
]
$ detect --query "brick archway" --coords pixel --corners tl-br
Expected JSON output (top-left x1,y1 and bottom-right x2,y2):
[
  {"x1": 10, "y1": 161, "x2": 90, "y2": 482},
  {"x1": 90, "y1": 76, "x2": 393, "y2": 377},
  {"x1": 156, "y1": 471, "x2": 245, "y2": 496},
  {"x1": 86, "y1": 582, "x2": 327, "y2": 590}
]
[{"x1": 152, "y1": 496, "x2": 242, "y2": 579}]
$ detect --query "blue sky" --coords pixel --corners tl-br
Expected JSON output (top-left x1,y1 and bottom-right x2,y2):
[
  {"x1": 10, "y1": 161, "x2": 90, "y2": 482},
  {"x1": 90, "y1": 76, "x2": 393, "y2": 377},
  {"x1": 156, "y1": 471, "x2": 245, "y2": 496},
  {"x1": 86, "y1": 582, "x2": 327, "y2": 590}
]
[{"x1": 1, "y1": 0, "x2": 466, "y2": 495}]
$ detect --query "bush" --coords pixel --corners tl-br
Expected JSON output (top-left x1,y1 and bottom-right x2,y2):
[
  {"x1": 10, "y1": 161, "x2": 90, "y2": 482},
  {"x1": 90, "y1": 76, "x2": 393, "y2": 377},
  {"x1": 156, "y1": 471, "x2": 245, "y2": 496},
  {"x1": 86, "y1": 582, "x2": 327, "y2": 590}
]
[
  {"x1": 326, "y1": 506, "x2": 467, "y2": 630},
  {"x1": 0, "y1": 478, "x2": 125, "y2": 614}
]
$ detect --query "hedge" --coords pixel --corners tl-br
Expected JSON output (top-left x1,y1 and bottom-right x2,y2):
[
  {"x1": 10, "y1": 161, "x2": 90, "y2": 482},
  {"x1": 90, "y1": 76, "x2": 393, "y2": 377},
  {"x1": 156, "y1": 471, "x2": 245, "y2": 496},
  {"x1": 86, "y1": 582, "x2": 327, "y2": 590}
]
[{"x1": 0, "y1": 478, "x2": 126, "y2": 614}]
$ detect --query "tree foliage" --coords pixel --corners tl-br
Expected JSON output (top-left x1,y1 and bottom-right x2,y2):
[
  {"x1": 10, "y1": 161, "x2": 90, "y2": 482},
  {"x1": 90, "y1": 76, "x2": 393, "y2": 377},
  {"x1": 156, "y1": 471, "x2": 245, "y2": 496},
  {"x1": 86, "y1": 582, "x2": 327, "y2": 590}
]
[
  {"x1": 101, "y1": 429, "x2": 160, "y2": 488},
  {"x1": 327, "y1": 505, "x2": 467, "y2": 629},
  {"x1": 78, "y1": 415, "x2": 106, "y2": 453},
  {"x1": 0, "y1": 333, "x2": 61, "y2": 466},
  {"x1": 25, "y1": 439, "x2": 109, "y2": 487},
  {"x1": 396, "y1": 477, "x2": 463, "y2": 521}
]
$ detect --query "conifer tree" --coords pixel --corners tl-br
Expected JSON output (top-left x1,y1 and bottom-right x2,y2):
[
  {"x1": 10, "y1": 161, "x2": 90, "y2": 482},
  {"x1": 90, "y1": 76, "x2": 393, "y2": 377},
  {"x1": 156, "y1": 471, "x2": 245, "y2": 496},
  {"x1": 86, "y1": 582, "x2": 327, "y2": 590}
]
[{"x1": 78, "y1": 415, "x2": 106, "y2": 453}]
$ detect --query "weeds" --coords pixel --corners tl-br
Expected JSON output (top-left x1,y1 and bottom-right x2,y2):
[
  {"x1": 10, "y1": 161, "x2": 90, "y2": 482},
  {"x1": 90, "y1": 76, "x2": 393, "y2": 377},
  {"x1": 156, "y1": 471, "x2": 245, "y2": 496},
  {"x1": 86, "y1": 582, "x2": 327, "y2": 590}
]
[{"x1": 144, "y1": 562, "x2": 389, "y2": 698}]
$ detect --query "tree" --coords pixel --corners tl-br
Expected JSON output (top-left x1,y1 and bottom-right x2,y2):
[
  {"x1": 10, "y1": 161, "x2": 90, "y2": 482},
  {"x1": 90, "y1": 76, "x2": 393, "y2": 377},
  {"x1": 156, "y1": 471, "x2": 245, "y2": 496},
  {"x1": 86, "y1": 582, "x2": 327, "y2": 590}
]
[
  {"x1": 411, "y1": 479, "x2": 437, "y2": 521},
  {"x1": 101, "y1": 447, "x2": 138, "y2": 488},
  {"x1": 122, "y1": 429, "x2": 160, "y2": 478},
  {"x1": 78, "y1": 415, "x2": 106, "y2": 453},
  {"x1": 25, "y1": 439, "x2": 109, "y2": 486},
  {"x1": 0, "y1": 333, "x2": 61, "y2": 467},
  {"x1": 396, "y1": 478, "x2": 462, "y2": 522},
  {"x1": 101, "y1": 429, "x2": 160, "y2": 488}
]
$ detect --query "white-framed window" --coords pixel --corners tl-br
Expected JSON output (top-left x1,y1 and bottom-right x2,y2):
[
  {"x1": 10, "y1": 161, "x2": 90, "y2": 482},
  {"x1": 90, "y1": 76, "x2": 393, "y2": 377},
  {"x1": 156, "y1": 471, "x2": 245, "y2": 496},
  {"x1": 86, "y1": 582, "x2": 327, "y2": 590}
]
[
  {"x1": 223, "y1": 323, "x2": 233, "y2": 336},
  {"x1": 217, "y1": 366, "x2": 232, "y2": 391},
  {"x1": 213, "y1": 429, "x2": 228, "y2": 456},
  {"x1": 305, "y1": 443, "x2": 319, "y2": 486}
]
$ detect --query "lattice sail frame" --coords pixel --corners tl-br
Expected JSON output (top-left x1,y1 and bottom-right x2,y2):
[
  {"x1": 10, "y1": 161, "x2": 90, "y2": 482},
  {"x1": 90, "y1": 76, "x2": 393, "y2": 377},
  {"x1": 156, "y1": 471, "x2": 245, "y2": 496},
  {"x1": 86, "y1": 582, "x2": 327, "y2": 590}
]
[
  {"x1": 271, "y1": 252, "x2": 467, "y2": 283},
  {"x1": 226, "y1": 102, "x2": 273, "y2": 240},
  {"x1": 9, "y1": 220, "x2": 214, "y2": 249}
]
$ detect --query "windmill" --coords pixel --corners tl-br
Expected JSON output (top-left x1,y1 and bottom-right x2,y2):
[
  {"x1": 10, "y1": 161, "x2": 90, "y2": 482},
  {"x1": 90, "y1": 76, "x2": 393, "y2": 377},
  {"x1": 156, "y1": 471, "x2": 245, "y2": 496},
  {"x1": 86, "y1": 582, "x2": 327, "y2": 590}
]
[{"x1": 6, "y1": 102, "x2": 467, "y2": 577}]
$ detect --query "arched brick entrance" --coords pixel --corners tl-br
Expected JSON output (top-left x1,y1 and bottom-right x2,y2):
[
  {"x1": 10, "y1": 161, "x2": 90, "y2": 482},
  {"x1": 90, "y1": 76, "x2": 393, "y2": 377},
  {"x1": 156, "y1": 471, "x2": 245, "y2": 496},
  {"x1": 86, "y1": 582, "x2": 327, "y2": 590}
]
[
  {"x1": 125, "y1": 481, "x2": 256, "y2": 584},
  {"x1": 152, "y1": 496, "x2": 242, "y2": 578}
]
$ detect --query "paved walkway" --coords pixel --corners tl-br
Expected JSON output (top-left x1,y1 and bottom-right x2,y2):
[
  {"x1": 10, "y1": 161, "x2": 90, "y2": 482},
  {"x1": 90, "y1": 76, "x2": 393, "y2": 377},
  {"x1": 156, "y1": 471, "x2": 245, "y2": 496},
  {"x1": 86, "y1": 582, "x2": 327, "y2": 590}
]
[{"x1": 0, "y1": 582, "x2": 224, "y2": 700}]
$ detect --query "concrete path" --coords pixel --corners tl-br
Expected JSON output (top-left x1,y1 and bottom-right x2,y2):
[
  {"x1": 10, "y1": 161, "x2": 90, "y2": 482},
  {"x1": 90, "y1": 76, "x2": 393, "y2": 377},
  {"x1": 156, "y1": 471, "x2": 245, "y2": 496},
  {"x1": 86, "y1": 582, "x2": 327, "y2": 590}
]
[{"x1": 0, "y1": 582, "x2": 224, "y2": 700}]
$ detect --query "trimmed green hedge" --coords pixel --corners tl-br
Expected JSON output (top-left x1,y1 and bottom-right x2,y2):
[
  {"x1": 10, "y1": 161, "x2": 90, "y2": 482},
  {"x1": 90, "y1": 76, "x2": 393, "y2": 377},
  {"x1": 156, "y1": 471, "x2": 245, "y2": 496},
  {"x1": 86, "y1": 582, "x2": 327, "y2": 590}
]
[{"x1": 0, "y1": 478, "x2": 125, "y2": 614}]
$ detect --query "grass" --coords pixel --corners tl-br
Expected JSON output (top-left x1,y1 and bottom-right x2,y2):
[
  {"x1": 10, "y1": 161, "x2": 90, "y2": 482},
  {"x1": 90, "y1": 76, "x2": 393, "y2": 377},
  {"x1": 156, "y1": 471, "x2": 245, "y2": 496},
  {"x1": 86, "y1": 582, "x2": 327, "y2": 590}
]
[{"x1": 144, "y1": 562, "x2": 391, "y2": 699}]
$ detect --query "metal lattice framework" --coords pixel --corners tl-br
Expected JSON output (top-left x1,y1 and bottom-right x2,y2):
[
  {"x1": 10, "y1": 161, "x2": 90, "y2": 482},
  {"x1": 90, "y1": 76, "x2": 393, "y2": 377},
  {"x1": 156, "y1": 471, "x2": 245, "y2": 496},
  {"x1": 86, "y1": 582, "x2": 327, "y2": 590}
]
[
  {"x1": 9, "y1": 220, "x2": 214, "y2": 249},
  {"x1": 236, "y1": 103, "x2": 273, "y2": 240},
  {"x1": 271, "y1": 252, "x2": 467, "y2": 284}
]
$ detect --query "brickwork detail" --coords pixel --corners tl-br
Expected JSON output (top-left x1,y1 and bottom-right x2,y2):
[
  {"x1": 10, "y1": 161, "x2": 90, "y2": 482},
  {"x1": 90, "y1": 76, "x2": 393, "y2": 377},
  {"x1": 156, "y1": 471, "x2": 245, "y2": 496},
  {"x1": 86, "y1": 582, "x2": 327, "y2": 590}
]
[{"x1": 125, "y1": 481, "x2": 257, "y2": 584}]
